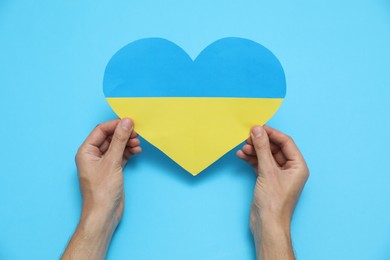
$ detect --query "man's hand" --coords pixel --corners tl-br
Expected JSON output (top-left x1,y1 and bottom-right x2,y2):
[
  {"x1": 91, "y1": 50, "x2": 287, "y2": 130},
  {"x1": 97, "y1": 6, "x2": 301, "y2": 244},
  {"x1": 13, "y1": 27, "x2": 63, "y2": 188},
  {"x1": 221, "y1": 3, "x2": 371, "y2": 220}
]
[
  {"x1": 62, "y1": 118, "x2": 141, "y2": 260},
  {"x1": 237, "y1": 125, "x2": 309, "y2": 260}
]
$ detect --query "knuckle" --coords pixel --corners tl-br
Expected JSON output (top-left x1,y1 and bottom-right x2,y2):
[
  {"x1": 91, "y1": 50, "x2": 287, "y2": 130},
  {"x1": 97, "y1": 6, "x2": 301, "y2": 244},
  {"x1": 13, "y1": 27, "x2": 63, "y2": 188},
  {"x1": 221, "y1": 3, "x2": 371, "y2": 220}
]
[
  {"x1": 283, "y1": 135, "x2": 296, "y2": 147},
  {"x1": 75, "y1": 148, "x2": 84, "y2": 163},
  {"x1": 298, "y1": 166, "x2": 310, "y2": 180},
  {"x1": 304, "y1": 168, "x2": 310, "y2": 178},
  {"x1": 285, "y1": 135, "x2": 294, "y2": 143}
]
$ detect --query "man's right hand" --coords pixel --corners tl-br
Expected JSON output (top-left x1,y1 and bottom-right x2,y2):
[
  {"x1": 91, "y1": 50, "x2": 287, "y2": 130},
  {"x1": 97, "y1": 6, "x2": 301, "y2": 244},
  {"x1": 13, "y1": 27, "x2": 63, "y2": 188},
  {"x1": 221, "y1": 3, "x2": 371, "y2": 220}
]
[{"x1": 237, "y1": 125, "x2": 309, "y2": 260}]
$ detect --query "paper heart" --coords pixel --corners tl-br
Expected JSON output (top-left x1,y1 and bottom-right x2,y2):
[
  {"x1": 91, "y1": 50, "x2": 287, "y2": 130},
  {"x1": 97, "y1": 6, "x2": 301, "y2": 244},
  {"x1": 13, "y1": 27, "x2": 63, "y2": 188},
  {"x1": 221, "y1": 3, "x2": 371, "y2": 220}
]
[{"x1": 103, "y1": 38, "x2": 286, "y2": 175}]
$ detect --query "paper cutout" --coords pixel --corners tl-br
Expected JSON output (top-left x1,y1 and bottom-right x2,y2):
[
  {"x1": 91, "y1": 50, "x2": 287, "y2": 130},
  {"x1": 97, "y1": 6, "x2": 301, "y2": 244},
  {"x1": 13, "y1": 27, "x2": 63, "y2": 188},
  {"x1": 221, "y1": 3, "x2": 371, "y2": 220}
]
[{"x1": 103, "y1": 38, "x2": 286, "y2": 175}]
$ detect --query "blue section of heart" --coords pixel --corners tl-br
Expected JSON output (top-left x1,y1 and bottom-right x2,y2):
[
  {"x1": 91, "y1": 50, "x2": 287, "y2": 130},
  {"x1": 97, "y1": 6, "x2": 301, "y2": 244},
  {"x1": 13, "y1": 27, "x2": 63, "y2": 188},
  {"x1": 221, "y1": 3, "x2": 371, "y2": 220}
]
[{"x1": 103, "y1": 37, "x2": 286, "y2": 98}]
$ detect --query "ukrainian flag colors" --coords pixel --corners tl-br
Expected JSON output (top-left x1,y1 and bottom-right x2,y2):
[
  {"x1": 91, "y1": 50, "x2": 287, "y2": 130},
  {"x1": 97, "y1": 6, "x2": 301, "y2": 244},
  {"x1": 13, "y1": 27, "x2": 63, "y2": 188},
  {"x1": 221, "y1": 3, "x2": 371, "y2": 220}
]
[{"x1": 103, "y1": 38, "x2": 286, "y2": 175}]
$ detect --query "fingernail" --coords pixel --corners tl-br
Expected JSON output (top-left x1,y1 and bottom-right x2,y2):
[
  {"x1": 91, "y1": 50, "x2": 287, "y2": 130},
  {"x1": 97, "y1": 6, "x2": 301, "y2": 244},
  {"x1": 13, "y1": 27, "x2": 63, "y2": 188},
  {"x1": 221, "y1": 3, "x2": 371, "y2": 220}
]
[
  {"x1": 121, "y1": 118, "x2": 133, "y2": 131},
  {"x1": 252, "y1": 126, "x2": 264, "y2": 137}
]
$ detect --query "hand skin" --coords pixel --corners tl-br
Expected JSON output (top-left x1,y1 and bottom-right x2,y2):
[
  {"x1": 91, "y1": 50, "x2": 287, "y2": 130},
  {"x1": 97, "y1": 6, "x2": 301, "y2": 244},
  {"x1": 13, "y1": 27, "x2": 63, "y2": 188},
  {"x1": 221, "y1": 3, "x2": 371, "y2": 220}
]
[
  {"x1": 237, "y1": 125, "x2": 309, "y2": 260},
  {"x1": 62, "y1": 118, "x2": 141, "y2": 260}
]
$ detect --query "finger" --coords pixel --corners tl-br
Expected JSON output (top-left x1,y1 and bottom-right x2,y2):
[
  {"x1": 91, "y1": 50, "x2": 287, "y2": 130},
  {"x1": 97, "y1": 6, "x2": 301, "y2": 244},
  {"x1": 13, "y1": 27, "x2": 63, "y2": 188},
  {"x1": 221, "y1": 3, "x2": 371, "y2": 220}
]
[
  {"x1": 130, "y1": 130, "x2": 138, "y2": 138},
  {"x1": 99, "y1": 139, "x2": 110, "y2": 154},
  {"x1": 236, "y1": 150, "x2": 258, "y2": 167},
  {"x1": 99, "y1": 135, "x2": 113, "y2": 153},
  {"x1": 241, "y1": 144, "x2": 286, "y2": 168},
  {"x1": 237, "y1": 149, "x2": 256, "y2": 161},
  {"x1": 105, "y1": 137, "x2": 140, "y2": 155},
  {"x1": 83, "y1": 119, "x2": 119, "y2": 147},
  {"x1": 236, "y1": 150, "x2": 250, "y2": 160},
  {"x1": 242, "y1": 144, "x2": 256, "y2": 156},
  {"x1": 245, "y1": 137, "x2": 253, "y2": 145},
  {"x1": 270, "y1": 142, "x2": 281, "y2": 154},
  {"x1": 264, "y1": 126, "x2": 304, "y2": 162},
  {"x1": 122, "y1": 146, "x2": 142, "y2": 167},
  {"x1": 123, "y1": 146, "x2": 133, "y2": 160},
  {"x1": 129, "y1": 146, "x2": 142, "y2": 154},
  {"x1": 108, "y1": 137, "x2": 142, "y2": 157},
  {"x1": 272, "y1": 150, "x2": 287, "y2": 167},
  {"x1": 269, "y1": 142, "x2": 287, "y2": 166},
  {"x1": 247, "y1": 129, "x2": 285, "y2": 154},
  {"x1": 128, "y1": 138, "x2": 140, "y2": 147},
  {"x1": 251, "y1": 125, "x2": 275, "y2": 175},
  {"x1": 246, "y1": 141, "x2": 287, "y2": 167},
  {"x1": 106, "y1": 118, "x2": 134, "y2": 162},
  {"x1": 248, "y1": 132, "x2": 283, "y2": 152},
  {"x1": 121, "y1": 146, "x2": 140, "y2": 167},
  {"x1": 246, "y1": 132, "x2": 284, "y2": 157},
  {"x1": 246, "y1": 126, "x2": 287, "y2": 167}
]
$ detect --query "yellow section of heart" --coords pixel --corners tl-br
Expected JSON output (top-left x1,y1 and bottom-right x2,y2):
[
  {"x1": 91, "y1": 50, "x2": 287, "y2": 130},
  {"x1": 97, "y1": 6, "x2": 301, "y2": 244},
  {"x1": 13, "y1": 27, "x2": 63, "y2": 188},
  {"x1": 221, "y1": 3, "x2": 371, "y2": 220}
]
[{"x1": 106, "y1": 97, "x2": 284, "y2": 176}]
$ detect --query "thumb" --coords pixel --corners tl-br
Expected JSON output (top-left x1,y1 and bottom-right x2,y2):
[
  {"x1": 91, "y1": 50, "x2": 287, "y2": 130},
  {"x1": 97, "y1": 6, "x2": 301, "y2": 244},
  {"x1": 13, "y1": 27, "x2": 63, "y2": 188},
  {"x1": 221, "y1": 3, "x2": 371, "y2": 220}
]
[
  {"x1": 107, "y1": 118, "x2": 133, "y2": 163},
  {"x1": 251, "y1": 126, "x2": 274, "y2": 175}
]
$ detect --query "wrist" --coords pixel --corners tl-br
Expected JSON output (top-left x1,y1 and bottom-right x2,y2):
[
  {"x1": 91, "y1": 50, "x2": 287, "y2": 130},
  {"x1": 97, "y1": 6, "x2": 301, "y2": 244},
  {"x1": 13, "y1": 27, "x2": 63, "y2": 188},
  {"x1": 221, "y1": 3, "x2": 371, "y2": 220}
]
[
  {"x1": 259, "y1": 216, "x2": 291, "y2": 242},
  {"x1": 78, "y1": 208, "x2": 117, "y2": 241},
  {"x1": 62, "y1": 205, "x2": 117, "y2": 260},
  {"x1": 260, "y1": 210, "x2": 291, "y2": 233},
  {"x1": 251, "y1": 208, "x2": 294, "y2": 259},
  {"x1": 251, "y1": 206, "x2": 291, "y2": 237}
]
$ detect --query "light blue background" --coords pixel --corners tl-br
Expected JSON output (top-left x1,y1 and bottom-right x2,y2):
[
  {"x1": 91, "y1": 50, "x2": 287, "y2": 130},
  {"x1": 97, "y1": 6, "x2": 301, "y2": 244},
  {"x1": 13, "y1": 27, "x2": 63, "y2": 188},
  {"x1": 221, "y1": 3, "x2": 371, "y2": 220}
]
[{"x1": 1, "y1": 1, "x2": 389, "y2": 259}]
